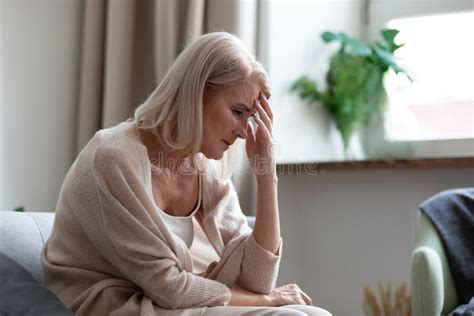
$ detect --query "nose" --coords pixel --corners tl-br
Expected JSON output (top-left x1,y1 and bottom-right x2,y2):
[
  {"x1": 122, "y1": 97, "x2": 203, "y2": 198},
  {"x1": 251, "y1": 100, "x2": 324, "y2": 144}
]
[{"x1": 234, "y1": 119, "x2": 248, "y2": 139}]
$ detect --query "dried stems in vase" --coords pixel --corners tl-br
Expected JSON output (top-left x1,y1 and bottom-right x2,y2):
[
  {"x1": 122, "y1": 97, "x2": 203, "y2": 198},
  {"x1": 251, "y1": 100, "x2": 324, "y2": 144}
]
[{"x1": 362, "y1": 282, "x2": 411, "y2": 316}]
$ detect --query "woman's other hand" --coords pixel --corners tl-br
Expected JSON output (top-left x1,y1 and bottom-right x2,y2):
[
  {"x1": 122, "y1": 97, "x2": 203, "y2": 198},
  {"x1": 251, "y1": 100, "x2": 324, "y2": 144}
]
[
  {"x1": 246, "y1": 92, "x2": 276, "y2": 178},
  {"x1": 266, "y1": 284, "x2": 313, "y2": 306},
  {"x1": 227, "y1": 284, "x2": 270, "y2": 306}
]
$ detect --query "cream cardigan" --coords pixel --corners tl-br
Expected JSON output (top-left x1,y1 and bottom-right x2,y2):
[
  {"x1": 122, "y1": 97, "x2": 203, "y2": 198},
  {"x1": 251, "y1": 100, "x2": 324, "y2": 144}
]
[{"x1": 42, "y1": 122, "x2": 282, "y2": 315}]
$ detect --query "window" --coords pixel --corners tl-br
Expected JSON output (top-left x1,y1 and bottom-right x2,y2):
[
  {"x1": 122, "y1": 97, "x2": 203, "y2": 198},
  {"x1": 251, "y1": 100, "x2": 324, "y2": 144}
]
[
  {"x1": 258, "y1": 0, "x2": 473, "y2": 163},
  {"x1": 368, "y1": 0, "x2": 474, "y2": 158},
  {"x1": 384, "y1": 11, "x2": 473, "y2": 141}
]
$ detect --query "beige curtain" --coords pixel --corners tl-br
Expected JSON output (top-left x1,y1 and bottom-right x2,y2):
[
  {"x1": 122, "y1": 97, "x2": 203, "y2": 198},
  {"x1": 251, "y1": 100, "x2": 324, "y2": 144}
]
[{"x1": 75, "y1": 0, "x2": 259, "y2": 214}]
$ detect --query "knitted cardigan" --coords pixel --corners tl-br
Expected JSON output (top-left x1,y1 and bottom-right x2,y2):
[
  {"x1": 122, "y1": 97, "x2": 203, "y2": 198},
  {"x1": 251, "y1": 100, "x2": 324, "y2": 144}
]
[{"x1": 41, "y1": 122, "x2": 282, "y2": 315}]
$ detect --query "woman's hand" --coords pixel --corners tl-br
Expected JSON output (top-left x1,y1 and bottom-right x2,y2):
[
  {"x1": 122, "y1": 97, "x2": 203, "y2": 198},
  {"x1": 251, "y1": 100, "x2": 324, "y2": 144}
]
[
  {"x1": 227, "y1": 284, "x2": 270, "y2": 306},
  {"x1": 266, "y1": 284, "x2": 313, "y2": 307},
  {"x1": 227, "y1": 284, "x2": 313, "y2": 307},
  {"x1": 246, "y1": 92, "x2": 276, "y2": 178}
]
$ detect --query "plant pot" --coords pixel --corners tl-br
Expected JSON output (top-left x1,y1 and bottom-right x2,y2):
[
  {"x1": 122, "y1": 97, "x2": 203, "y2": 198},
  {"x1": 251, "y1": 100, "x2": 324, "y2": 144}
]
[{"x1": 343, "y1": 131, "x2": 365, "y2": 161}]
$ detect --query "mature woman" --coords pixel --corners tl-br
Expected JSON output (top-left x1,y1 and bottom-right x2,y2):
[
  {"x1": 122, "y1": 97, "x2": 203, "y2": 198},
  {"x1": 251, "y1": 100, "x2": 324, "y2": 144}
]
[{"x1": 42, "y1": 32, "x2": 331, "y2": 315}]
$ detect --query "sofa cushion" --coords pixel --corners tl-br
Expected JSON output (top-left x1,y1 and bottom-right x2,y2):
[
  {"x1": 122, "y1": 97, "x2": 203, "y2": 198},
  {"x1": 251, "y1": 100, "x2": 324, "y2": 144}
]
[
  {"x1": 0, "y1": 211, "x2": 55, "y2": 283},
  {"x1": 0, "y1": 252, "x2": 72, "y2": 316}
]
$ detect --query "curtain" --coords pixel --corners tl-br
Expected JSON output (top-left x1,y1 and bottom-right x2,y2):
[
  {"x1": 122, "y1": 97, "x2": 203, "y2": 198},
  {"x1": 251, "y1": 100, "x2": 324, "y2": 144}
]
[{"x1": 75, "y1": 0, "x2": 258, "y2": 214}]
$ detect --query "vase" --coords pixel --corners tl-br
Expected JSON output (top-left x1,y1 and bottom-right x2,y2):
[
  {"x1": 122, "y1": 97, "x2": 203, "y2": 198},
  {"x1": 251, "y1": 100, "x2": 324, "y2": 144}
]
[{"x1": 343, "y1": 131, "x2": 365, "y2": 161}]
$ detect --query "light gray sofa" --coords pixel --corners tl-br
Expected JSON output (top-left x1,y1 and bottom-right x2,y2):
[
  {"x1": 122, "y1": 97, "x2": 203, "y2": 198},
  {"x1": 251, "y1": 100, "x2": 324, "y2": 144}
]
[
  {"x1": 0, "y1": 211, "x2": 55, "y2": 284},
  {"x1": 0, "y1": 211, "x2": 73, "y2": 315}
]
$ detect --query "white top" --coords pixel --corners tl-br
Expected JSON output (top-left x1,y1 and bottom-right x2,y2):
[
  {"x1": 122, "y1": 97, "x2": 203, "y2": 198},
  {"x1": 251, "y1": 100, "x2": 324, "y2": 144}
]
[
  {"x1": 189, "y1": 217, "x2": 220, "y2": 275},
  {"x1": 155, "y1": 174, "x2": 202, "y2": 248},
  {"x1": 154, "y1": 173, "x2": 220, "y2": 274}
]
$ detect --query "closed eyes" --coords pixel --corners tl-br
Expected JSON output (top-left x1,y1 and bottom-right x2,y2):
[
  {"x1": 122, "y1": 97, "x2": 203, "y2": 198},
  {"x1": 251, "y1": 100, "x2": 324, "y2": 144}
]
[{"x1": 232, "y1": 109, "x2": 244, "y2": 118}]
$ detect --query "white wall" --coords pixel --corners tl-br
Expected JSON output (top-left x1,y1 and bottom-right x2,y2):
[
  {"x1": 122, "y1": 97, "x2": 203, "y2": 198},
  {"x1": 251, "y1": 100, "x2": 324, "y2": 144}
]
[
  {"x1": 276, "y1": 168, "x2": 473, "y2": 315},
  {"x1": 0, "y1": 0, "x2": 82, "y2": 211}
]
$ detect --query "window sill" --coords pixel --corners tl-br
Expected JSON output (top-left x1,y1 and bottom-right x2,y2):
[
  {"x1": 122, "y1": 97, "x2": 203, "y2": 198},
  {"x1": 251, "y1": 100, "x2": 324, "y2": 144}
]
[{"x1": 277, "y1": 156, "x2": 474, "y2": 174}]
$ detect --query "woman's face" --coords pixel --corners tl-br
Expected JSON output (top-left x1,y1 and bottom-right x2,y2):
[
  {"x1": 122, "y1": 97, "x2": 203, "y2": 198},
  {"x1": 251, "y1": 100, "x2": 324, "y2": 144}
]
[{"x1": 201, "y1": 81, "x2": 260, "y2": 160}]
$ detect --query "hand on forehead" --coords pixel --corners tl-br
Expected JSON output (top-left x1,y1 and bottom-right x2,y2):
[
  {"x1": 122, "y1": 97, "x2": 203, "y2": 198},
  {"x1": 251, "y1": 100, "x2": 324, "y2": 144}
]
[{"x1": 227, "y1": 81, "x2": 261, "y2": 114}]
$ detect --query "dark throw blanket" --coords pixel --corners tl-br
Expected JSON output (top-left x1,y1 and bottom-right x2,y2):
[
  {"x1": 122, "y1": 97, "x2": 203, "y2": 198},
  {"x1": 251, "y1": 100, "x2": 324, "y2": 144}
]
[
  {"x1": 453, "y1": 297, "x2": 474, "y2": 316},
  {"x1": 419, "y1": 188, "x2": 474, "y2": 306}
]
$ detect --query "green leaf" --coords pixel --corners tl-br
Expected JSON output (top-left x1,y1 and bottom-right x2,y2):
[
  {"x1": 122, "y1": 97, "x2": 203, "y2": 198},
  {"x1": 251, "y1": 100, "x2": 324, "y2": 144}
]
[
  {"x1": 382, "y1": 29, "x2": 398, "y2": 45},
  {"x1": 373, "y1": 46, "x2": 412, "y2": 80},
  {"x1": 321, "y1": 31, "x2": 337, "y2": 42},
  {"x1": 381, "y1": 28, "x2": 404, "y2": 53},
  {"x1": 14, "y1": 206, "x2": 25, "y2": 212},
  {"x1": 321, "y1": 31, "x2": 371, "y2": 56},
  {"x1": 347, "y1": 39, "x2": 372, "y2": 56},
  {"x1": 290, "y1": 75, "x2": 322, "y2": 103}
]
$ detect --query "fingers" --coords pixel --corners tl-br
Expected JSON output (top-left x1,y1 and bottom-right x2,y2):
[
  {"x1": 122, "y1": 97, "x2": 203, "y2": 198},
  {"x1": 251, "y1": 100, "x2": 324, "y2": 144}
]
[
  {"x1": 255, "y1": 101, "x2": 272, "y2": 136},
  {"x1": 252, "y1": 114, "x2": 271, "y2": 142},
  {"x1": 300, "y1": 290, "x2": 313, "y2": 306},
  {"x1": 291, "y1": 284, "x2": 312, "y2": 306},
  {"x1": 285, "y1": 284, "x2": 312, "y2": 306},
  {"x1": 280, "y1": 289, "x2": 304, "y2": 305},
  {"x1": 254, "y1": 98, "x2": 273, "y2": 136},
  {"x1": 290, "y1": 291, "x2": 306, "y2": 306},
  {"x1": 297, "y1": 293, "x2": 307, "y2": 305},
  {"x1": 270, "y1": 284, "x2": 314, "y2": 307},
  {"x1": 259, "y1": 92, "x2": 274, "y2": 123}
]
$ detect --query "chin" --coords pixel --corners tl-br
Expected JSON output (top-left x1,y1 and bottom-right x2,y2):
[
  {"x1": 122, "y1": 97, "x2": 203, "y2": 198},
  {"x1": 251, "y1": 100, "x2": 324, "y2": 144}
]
[
  {"x1": 204, "y1": 152, "x2": 225, "y2": 160},
  {"x1": 202, "y1": 147, "x2": 226, "y2": 160}
]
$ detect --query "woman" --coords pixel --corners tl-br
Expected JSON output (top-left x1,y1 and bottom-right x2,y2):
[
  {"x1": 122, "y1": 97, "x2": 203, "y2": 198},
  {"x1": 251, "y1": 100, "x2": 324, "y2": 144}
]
[{"x1": 42, "y1": 32, "x2": 331, "y2": 315}]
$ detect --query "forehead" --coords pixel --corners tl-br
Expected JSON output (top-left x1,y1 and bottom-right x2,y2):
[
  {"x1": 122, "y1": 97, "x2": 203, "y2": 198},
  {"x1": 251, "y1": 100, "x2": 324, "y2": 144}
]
[{"x1": 222, "y1": 81, "x2": 260, "y2": 101}]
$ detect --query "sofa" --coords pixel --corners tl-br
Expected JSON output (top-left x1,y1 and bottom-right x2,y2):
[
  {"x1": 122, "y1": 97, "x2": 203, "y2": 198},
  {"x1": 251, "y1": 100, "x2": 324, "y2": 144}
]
[
  {"x1": 0, "y1": 211, "x2": 55, "y2": 284},
  {"x1": 0, "y1": 211, "x2": 73, "y2": 315},
  {"x1": 0, "y1": 211, "x2": 256, "y2": 315}
]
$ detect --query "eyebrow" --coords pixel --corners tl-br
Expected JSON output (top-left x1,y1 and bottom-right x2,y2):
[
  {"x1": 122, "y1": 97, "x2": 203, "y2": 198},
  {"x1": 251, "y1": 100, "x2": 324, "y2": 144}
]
[{"x1": 234, "y1": 102, "x2": 252, "y2": 112}]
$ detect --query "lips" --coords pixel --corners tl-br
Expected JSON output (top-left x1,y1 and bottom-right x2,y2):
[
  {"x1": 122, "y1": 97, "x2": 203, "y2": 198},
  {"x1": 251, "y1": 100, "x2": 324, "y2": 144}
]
[
  {"x1": 222, "y1": 139, "x2": 236, "y2": 150},
  {"x1": 221, "y1": 140, "x2": 230, "y2": 149}
]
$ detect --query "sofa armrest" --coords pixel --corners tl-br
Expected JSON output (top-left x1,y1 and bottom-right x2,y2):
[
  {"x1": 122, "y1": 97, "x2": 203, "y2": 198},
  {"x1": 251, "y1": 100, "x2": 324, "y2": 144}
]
[
  {"x1": 411, "y1": 246, "x2": 444, "y2": 315},
  {"x1": 411, "y1": 214, "x2": 458, "y2": 315},
  {"x1": 0, "y1": 211, "x2": 55, "y2": 284}
]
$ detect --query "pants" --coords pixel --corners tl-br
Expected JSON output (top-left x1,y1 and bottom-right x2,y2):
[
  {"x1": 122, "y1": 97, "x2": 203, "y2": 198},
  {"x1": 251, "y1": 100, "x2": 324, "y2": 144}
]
[{"x1": 203, "y1": 304, "x2": 332, "y2": 315}]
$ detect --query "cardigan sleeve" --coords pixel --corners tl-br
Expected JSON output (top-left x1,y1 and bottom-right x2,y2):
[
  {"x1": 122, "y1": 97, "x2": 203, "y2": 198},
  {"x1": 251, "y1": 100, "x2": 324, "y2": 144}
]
[
  {"x1": 90, "y1": 145, "x2": 231, "y2": 309},
  {"x1": 238, "y1": 234, "x2": 282, "y2": 294}
]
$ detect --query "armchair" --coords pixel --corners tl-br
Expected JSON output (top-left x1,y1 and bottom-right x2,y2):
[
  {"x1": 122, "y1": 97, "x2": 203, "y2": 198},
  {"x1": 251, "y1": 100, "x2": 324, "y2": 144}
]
[{"x1": 411, "y1": 213, "x2": 458, "y2": 315}]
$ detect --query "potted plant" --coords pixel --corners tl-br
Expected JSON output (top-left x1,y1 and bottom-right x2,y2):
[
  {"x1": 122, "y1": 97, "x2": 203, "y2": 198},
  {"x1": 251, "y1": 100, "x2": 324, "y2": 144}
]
[{"x1": 291, "y1": 29, "x2": 412, "y2": 157}]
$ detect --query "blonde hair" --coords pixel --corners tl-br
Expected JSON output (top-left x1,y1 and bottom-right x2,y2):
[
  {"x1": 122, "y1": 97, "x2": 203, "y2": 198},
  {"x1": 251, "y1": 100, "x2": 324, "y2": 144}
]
[{"x1": 133, "y1": 32, "x2": 270, "y2": 178}]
